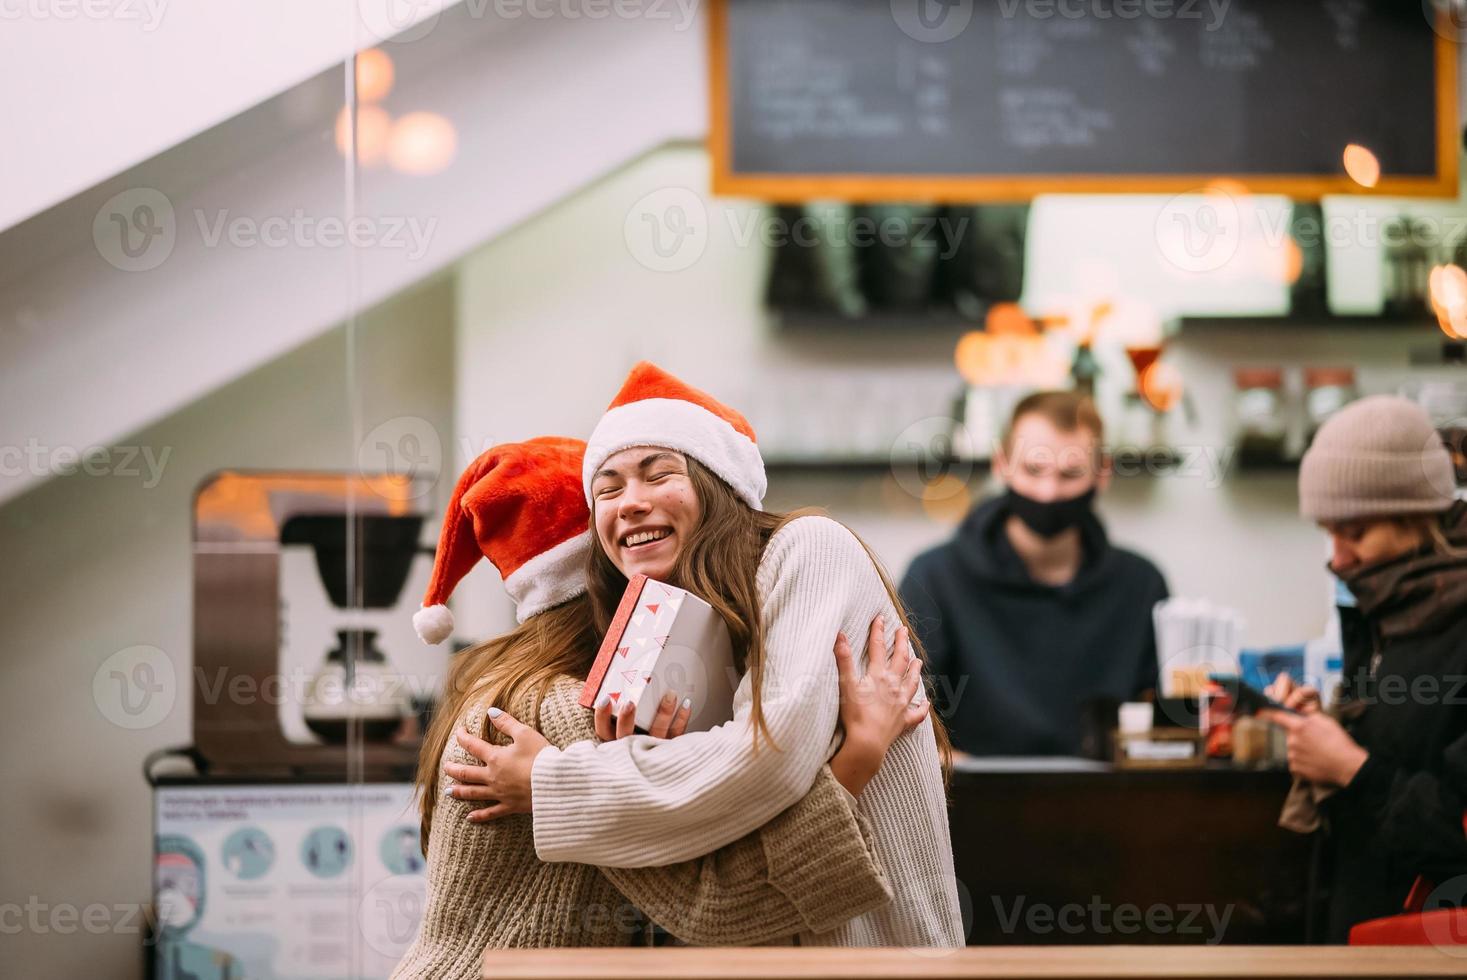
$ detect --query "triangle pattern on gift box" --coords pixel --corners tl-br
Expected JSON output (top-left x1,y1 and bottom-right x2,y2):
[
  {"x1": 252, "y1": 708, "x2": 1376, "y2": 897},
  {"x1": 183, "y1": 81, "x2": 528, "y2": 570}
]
[
  {"x1": 655, "y1": 635, "x2": 669, "y2": 648},
  {"x1": 608, "y1": 691, "x2": 621, "y2": 703},
  {"x1": 616, "y1": 646, "x2": 630, "y2": 658},
  {"x1": 634, "y1": 636, "x2": 646, "y2": 650},
  {"x1": 622, "y1": 669, "x2": 640, "y2": 685},
  {"x1": 646, "y1": 604, "x2": 660, "y2": 615},
  {"x1": 632, "y1": 613, "x2": 645, "y2": 627}
]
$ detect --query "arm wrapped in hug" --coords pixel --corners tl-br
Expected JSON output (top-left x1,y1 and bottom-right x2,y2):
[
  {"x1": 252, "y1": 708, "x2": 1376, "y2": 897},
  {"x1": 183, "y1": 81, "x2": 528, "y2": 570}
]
[
  {"x1": 530, "y1": 518, "x2": 873, "y2": 868},
  {"x1": 537, "y1": 676, "x2": 892, "y2": 943}
]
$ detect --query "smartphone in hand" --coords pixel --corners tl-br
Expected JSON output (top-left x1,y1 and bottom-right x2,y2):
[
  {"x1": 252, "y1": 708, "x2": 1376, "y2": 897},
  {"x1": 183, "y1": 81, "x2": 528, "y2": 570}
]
[{"x1": 1208, "y1": 673, "x2": 1301, "y2": 717}]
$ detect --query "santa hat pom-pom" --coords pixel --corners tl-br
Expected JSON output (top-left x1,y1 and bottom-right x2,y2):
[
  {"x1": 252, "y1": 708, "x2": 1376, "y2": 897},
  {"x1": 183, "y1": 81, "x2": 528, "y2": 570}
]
[{"x1": 413, "y1": 604, "x2": 454, "y2": 645}]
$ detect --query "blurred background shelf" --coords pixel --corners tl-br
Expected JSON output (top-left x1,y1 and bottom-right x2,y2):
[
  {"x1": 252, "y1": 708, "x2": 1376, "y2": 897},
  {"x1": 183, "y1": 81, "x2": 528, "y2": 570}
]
[
  {"x1": 765, "y1": 457, "x2": 982, "y2": 476},
  {"x1": 1178, "y1": 314, "x2": 1443, "y2": 331},
  {"x1": 766, "y1": 447, "x2": 1185, "y2": 476}
]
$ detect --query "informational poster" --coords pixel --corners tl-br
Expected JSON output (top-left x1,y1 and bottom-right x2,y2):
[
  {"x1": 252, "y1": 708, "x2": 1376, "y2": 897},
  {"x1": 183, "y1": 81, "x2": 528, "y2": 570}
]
[{"x1": 154, "y1": 784, "x2": 426, "y2": 980}]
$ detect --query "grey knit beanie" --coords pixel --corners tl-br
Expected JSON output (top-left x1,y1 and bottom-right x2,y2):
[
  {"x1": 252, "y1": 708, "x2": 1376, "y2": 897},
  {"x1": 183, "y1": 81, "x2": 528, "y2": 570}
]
[{"x1": 1298, "y1": 395, "x2": 1457, "y2": 522}]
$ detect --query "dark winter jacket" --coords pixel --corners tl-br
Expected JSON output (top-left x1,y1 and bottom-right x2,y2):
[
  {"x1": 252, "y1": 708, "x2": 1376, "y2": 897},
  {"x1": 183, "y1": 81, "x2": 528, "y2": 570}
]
[
  {"x1": 899, "y1": 495, "x2": 1168, "y2": 757},
  {"x1": 1320, "y1": 501, "x2": 1467, "y2": 942}
]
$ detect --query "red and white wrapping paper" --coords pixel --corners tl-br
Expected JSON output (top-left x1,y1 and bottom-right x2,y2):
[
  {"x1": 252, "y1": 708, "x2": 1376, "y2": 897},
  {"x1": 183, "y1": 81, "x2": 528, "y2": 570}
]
[{"x1": 579, "y1": 574, "x2": 737, "y2": 733}]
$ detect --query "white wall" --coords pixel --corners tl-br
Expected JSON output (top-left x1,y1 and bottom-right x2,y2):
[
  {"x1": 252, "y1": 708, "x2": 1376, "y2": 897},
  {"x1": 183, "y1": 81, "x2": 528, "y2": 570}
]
[
  {"x1": 0, "y1": 5, "x2": 705, "y2": 508},
  {"x1": 0, "y1": 278, "x2": 454, "y2": 979},
  {"x1": 455, "y1": 144, "x2": 1465, "y2": 649}
]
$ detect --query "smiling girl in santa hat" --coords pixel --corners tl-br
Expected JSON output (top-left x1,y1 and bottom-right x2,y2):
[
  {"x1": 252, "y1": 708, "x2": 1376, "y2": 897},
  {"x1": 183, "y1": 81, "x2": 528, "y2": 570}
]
[
  {"x1": 449, "y1": 365, "x2": 964, "y2": 948},
  {"x1": 394, "y1": 436, "x2": 919, "y2": 974}
]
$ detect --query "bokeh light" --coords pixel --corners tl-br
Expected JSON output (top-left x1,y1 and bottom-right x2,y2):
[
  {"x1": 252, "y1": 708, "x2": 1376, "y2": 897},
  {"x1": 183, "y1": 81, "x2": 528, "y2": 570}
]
[
  {"x1": 1139, "y1": 361, "x2": 1184, "y2": 413},
  {"x1": 388, "y1": 112, "x2": 458, "y2": 175},
  {"x1": 1342, "y1": 143, "x2": 1381, "y2": 188},
  {"x1": 334, "y1": 104, "x2": 393, "y2": 167},
  {"x1": 985, "y1": 302, "x2": 1035, "y2": 336},
  {"x1": 1277, "y1": 234, "x2": 1304, "y2": 285},
  {"x1": 1429, "y1": 264, "x2": 1467, "y2": 339},
  {"x1": 955, "y1": 331, "x2": 995, "y2": 386},
  {"x1": 1202, "y1": 178, "x2": 1250, "y2": 202},
  {"x1": 356, "y1": 48, "x2": 395, "y2": 104}
]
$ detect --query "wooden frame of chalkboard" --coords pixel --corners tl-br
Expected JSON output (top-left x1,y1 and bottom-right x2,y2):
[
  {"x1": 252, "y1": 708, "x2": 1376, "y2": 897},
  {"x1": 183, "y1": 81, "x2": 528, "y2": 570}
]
[{"x1": 709, "y1": 0, "x2": 1459, "y2": 202}]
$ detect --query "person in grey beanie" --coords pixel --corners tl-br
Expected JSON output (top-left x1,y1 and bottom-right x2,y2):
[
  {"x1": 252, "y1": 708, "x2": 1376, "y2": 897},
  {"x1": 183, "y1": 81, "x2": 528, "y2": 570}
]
[{"x1": 1266, "y1": 394, "x2": 1467, "y2": 942}]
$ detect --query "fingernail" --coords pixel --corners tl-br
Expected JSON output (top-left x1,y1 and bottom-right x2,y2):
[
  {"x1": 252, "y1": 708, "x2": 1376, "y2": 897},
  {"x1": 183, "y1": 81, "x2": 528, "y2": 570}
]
[
  {"x1": 488, "y1": 707, "x2": 502, "y2": 719},
  {"x1": 594, "y1": 693, "x2": 609, "y2": 709},
  {"x1": 680, "y1": 698, "x2": 692, "y2": 710},
  {"x1": 662, "y1": 691, "x2": 676, "y2": 705}
]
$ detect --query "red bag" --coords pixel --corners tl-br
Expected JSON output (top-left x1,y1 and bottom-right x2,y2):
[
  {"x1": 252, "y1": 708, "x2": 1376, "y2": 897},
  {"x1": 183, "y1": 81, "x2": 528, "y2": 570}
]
[{"x1": 1349, "y1": 812, "x2": 1467, "y2": 946}]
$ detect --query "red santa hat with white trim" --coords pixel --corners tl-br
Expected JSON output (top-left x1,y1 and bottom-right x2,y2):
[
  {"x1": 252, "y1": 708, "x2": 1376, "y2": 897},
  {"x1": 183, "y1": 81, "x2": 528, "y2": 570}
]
[
  {"x1": 413, "y1": 436, "x2": 591, "y2": 644},
  {"x1": 583, "y1": 362, "x2": 766, "y2": 510}
]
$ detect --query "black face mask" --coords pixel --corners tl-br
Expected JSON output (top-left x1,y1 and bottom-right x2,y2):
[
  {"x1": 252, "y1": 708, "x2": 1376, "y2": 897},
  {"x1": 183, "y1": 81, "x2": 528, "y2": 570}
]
[{"x1": 1004, "y1": 487, "x2": 1096, "y2": 539}]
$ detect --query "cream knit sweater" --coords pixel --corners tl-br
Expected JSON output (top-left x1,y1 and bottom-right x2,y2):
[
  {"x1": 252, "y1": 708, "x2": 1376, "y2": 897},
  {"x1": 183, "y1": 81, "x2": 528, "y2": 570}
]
[
  {"x1": 531, "y1": 516, "x2": 965, "y2": 947},
  {"x1": 391, "y1": 674, "x2": 893, "y2": 978}
]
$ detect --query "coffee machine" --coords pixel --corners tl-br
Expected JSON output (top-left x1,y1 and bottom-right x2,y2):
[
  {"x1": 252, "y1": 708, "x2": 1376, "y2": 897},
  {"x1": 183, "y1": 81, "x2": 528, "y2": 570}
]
[{"x1": 192, "y1": 471, "x2": 442, "y2": 777}]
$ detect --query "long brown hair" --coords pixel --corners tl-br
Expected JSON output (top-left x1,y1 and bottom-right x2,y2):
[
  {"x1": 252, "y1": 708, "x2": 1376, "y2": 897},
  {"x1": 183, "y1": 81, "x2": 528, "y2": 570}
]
[
  {"x1": 1419, "y1": 511, "x2": 1467, "y2": 558},
  {"x1": 414, "y1": 596, "x2": 598, "y2": 850},
  {"x1": 1366, "y1": 512, "x2": 1467, "y2": 562},
  {"x1": 586, "y1": 456, "x2": 953, "y2": 781}
]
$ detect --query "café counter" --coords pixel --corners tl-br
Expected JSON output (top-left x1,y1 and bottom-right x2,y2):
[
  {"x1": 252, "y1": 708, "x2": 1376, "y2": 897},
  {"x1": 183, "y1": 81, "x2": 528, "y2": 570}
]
[
  {"x1": 946, "y1": 757, "x2": 1311, "y2": 945},
  {"x1": 480, "y1": 946, "x2": 1464, "y2": 978}
]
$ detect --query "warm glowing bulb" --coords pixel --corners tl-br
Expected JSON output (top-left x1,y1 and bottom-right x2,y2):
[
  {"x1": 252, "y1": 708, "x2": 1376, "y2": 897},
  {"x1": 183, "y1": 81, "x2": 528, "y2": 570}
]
[
  {"x1": 954, "y1": 331, "x2": 994, "y2": 386},
  {"x1": 334, "y1": 104, "x2": 393, "y2": 167},
  {"x1": 355, "y1": 48, "x2": 395, "y2": 104},
  {"x1": 1429, "y1": 264, "x2": 1467, "y2": 339},
  {"x1": 1343, "y1": 143, "x2": 1381, "y2": 188},
  {"x1": 1444, "y1": 310, "x2": 1467, "y2": 341},
  {"x1": 388, "y1": 112, "x2": 457, "y2": 175},
  {"x1": 1430, "y1": 264, "x2": 1467, "y2": 310},
  {"x1": 1203, "y1": 178, "x2": 1250, "y2": 203},
  {"x1": 990, "y1": 335, "x2": 1033, "y2": 382},
  {"x1": 1279, "y1": 235, "x2": 1304, "y2": 285},
  {"x1": 1139, "y1": 362, "x2": 1184, "y2": 413},
  {"x1": 985, "y1": 302, "x2": 1034, "y2": 336}
]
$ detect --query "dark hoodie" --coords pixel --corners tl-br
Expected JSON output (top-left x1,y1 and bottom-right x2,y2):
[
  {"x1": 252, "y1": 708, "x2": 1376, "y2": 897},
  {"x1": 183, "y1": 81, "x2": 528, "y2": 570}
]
[
  {"x1": 1319, "y1": 500, "x2": 1467, "y2": 942},
  {"x1": 899, "y1": 495, "x2": 1168, "y2": 757}
]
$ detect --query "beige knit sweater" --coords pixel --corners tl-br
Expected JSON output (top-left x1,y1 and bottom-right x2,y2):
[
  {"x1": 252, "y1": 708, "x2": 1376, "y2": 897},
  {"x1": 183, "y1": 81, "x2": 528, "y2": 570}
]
[
  {"x1": 531, "y1": 516, "x2": 964, "y2": 947},
  {"x1": 391, "y1": 674, "x2": 893, "y2": 978}
]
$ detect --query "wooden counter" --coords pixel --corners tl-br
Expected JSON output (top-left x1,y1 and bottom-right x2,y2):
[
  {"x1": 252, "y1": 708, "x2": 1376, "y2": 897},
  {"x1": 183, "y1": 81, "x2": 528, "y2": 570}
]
[{"x1": 480, "y1": 946, "x2": 1465, "y2": 978}]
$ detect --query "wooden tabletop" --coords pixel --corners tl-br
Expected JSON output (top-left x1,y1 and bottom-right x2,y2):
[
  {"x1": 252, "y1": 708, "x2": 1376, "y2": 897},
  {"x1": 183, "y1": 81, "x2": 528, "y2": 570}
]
[{"x1": 481, "y1": 946, "x2": 1466, "y2": 979}]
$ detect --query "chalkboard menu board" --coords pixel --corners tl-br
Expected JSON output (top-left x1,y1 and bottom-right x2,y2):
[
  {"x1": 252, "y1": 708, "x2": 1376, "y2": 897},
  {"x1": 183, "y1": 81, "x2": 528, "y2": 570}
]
[{"x1": 710, "y1": 0, "x2": 1457, "y2": 200}]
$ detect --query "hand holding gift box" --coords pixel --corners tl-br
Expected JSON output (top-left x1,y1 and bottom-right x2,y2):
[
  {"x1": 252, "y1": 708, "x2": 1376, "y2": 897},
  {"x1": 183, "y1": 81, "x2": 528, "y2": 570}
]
[{"x1": 579, "y1": 575, "x2": 737, "y2": 733}]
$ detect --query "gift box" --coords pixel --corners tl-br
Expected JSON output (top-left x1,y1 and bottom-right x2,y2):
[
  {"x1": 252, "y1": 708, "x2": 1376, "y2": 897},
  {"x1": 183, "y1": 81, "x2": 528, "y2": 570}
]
[{"x1": 579, "y1": 574, "x2": 737, "y2": 733}]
